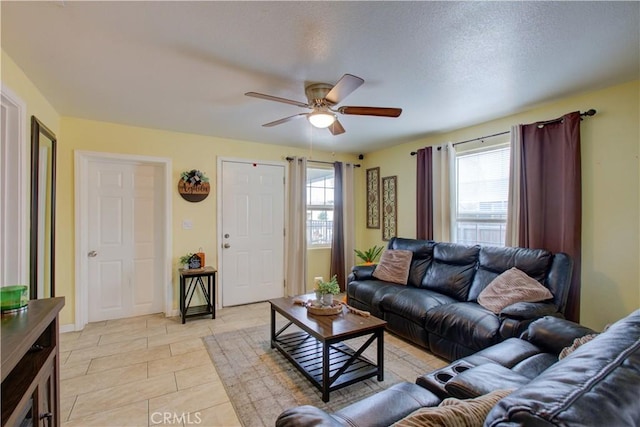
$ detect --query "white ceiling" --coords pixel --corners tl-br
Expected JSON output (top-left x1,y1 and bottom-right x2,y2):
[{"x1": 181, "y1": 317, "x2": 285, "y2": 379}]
[{"x1": 2, "y1": 1, "x2": 638, "y2": 154}]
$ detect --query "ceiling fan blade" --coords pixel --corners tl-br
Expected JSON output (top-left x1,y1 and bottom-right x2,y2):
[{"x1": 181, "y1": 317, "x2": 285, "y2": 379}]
[
  {"x1": 262, "y1": 113, "x2": 308, "y2": 127},
  {"x1": 328, "y1": 119, "x2": 345, "y2": 136},
  {"x1": 338, "y1": 106, "x2": 402, "y2": 117},
  {"x1": 245, "y1": 92, "x2": 309, "y2": 108},
  {"x1": 325, "y1": 74, "x2": 364, "y2": 105}
]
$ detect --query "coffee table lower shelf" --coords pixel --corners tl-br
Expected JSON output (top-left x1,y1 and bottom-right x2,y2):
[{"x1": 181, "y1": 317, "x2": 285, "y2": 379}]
[{"x1": 272, "y1": 331, "x2": 380, "y2": 402}]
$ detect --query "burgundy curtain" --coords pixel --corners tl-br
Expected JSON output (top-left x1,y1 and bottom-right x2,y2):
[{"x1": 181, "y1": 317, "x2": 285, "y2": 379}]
[
  {"x1": 330, "y1": 162, "x2": 346, "y2": 291},
  {"x1": 519, "y1": 111, "x2": 582, "y2": 322},
  {"x1": 416, "y1": 147, "x2": 434, "y2": 240}
]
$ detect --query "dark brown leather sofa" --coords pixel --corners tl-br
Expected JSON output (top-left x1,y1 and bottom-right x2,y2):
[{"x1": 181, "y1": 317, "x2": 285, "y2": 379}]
[
  {"x1": 347, "y1": 237, "x2": 573, "y2": 361},
  {"x1": 276, "y1": 310, "x2": 640, "y2": 427}
]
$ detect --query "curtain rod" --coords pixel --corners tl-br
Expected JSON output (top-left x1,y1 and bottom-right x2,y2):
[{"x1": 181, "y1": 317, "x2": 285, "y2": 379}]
[
  {"x1": 410, "y1": 109, "x2": 597, "y2": 155},
  {"x1": 285, "y1": 157, "x2": 361, "y2": 167}
]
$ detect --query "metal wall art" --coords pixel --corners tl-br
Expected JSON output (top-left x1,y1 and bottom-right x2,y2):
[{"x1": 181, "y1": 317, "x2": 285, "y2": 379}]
[
  {"x1": 381, "y1": 175, "x2": 397, "y2": 241},
  {"x1": 366, "y1": 167, "x2": 380, "y2": 229}
]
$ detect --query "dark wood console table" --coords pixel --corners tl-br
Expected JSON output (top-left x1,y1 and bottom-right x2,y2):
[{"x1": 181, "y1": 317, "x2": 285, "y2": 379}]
[{"x1": 1, "y1": 297, "x2": 65, "y2": 427}]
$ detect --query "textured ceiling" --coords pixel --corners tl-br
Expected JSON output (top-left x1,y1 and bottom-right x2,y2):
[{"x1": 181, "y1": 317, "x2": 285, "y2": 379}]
[{"x1": 2, "y1": 1, "x2": 638, "y2": 154}]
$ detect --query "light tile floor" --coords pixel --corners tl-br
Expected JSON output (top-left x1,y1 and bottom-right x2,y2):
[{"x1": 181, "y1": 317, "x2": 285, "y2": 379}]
[{"x1": 60, "y1": 301, "x2": 446, "y2": 426}]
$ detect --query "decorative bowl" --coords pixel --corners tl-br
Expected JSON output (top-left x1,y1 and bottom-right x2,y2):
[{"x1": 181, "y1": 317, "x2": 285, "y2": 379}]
[
  {"x1": 306, "y1": 301, "x2": 343, "y2": 316},
  {"x1": 1, "y1": 285, "x2": 28, "y2": 313}
]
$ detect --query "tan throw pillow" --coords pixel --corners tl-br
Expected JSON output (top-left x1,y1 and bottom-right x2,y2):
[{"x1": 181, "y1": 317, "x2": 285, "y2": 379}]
[
  {"x1": 559, "y1": 333, "x2": 598, "y2": 359},
  {"x1": 372, "y1": 249, "x2": 413, "y2": 285},
  {"x1": 477, "y1": 267, "x2": 553, "y2": 314},
  {"x1": 392, "y1": 389, "x2": 513, "y2": 427}
]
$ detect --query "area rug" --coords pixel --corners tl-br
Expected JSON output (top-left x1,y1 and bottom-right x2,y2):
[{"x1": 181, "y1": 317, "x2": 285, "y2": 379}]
[{"x1": 203, "y1": 324, "x2": 441, "y2": 426}]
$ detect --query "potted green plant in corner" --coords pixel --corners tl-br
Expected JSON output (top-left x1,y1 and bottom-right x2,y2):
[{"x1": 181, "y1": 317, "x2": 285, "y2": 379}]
[
  {"x1": 354, "y1": 245, "x2": 384, "y2": 265},
  {"x1": 315, "y1": 275, "x2": 340, "y2": 306},
  {"x1": 179, "y1": 253, "x2": 193, "y2": 270}
]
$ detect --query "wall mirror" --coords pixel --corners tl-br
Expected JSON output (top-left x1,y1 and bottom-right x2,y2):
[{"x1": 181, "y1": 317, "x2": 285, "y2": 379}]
[{"x1": 30, "y1": 116, "x2": 56, "y2": 299}]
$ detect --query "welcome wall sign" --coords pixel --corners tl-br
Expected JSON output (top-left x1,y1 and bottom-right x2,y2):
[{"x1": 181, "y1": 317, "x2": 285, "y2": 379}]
[{"x1": 178, "y1": 169, "x2": 210, "y2": 202}]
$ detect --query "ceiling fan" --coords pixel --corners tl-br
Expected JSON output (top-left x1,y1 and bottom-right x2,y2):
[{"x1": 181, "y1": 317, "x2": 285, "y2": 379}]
[{"x1": 245, "y1": 74, "x2": 402, "y2": 135}]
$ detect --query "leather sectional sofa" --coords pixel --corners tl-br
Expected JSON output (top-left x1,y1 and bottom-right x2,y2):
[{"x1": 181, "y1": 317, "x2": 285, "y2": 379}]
[
  {"x1": 347, "y1": 238, "x2": 573, "y2": 361},
  {"x1": 276, "y1": 310, "x2": 640, "y2": 426}
]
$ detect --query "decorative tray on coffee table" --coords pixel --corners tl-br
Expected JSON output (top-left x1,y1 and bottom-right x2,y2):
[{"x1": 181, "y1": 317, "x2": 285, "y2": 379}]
[{"x1": 306, "y1": 301, "x2": 343, "y2": 316}]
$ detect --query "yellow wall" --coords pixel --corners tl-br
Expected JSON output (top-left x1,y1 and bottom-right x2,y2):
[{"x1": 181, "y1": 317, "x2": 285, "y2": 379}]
[
  {"x1": 307, "y1": 248, "x2": 332, "y2": 293},
  {"x1": 356, "y1": 80, "x2": 640, "y2": 330}
]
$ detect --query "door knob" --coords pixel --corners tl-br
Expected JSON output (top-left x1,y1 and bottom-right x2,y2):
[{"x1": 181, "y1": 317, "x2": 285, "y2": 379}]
[
  {"x1": 223, "y1": 243, "x2": 231, "y2": 249},
  {"x1": 88, "y1": 250, "x2": 98, "y2": 257}
]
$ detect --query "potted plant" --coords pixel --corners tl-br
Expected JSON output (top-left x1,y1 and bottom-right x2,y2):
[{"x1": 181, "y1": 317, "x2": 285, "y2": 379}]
[
  {"x1": 315, "y1": 275, "x2": 340, "y2": 305},
  {"x1": 354, "y1": 245, "x2": 384, "y2": 265},
  {"x1": 179, "y1": 253, "x2": 193, "y2": 269}
]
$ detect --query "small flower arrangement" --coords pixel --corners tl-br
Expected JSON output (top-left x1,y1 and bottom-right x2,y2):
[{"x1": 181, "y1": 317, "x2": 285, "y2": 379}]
[
  {"x1": 180, "y1": 169, "x2": 209, "y2": 186},
  {"x1": 315, "y1": 275, "x2": 340, "y2": 295},
  {"x1": 179, "y1": 253, "x2": 194, "y2": 266}
]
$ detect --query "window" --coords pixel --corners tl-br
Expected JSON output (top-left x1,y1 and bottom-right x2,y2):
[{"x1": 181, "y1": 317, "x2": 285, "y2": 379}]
[
  {"x1": 455, "y1": 145, "x2": 510, "y2": 246},
  {"x1": 307, "y1": 167, "x2": 334, "y2": 246}
]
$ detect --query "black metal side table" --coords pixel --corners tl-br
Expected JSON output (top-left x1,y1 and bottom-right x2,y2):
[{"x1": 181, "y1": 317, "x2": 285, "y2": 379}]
[{"x1": 179, "y1": 266, "x2": 217, "y2": 324}]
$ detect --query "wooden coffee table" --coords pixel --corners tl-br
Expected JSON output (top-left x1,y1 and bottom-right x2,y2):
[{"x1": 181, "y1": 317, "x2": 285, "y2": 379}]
[{"x1": 269, "y1": 295, "x2": 387, "y2": 402}]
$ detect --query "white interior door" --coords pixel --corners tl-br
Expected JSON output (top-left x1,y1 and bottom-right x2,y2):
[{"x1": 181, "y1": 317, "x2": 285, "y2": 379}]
[
  {"x1": 87, "y1": 160, "x2": 164, "y2": 321},
  {"x1": 221, "y1": 160, "x2": 285, "y2": 306}
]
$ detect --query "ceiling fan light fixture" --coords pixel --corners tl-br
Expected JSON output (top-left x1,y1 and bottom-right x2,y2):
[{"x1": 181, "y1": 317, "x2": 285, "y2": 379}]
[{"x1": 308, "y1": 111, "x2": 336, "y2": 128}]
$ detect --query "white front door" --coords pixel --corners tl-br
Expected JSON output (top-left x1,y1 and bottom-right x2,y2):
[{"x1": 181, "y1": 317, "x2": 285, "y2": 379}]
[
  {"x1": 87, "y1": 160, "x2": 164, "y2": 321},
  {"x1": 220, "y1": 160, "x2": 285, "y2": 306}
]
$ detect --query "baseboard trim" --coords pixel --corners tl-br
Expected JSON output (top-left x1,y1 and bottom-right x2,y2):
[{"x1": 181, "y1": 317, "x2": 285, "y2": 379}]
[{"x1": 60, "y1": 323, "x2": 77, "y2": 333}]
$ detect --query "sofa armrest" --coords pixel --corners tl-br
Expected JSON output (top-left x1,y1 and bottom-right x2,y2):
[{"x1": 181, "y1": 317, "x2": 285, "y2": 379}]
[
  {"x1": 499, "y1": 302, "x2": 559, "y2": 320},
  {"x1": 348, "y1": 264, "x2": 377, "y2": 282},
  {"x1": 334, "y1": 382, "x2": 441, "y2": 427},
  {"x1": 497, "y1": 303, "x2": 562, "y2": 339},
  {"x1": 521, "y1": 316, "x2": 597, "y2": 355},
  {"x1": 276, "y1": 405, "x2": 344, "y2": 427}
]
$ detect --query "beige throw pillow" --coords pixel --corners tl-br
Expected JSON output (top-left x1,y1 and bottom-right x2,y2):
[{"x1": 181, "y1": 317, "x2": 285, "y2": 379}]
[
  {"x1": 558, "y1": 333, "x2": 598, "y2": 359},
  {"x1": 372, "y1": 249, "x2": 413, "y2": 285},
  {"x1": 392, "y1": 389, "x2": 513, "y2": 427},
  {"x1": 477, "y1": 267, "x2": 553, "y2": 314}
]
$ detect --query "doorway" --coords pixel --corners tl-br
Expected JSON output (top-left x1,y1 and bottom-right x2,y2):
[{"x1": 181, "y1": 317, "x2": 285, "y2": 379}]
[
  {"x1": 218, "y1": 159, "x2": 285, "y2": 306},
  {"x1": 0, "y1": 85, "x2": 28, "y2": 287},
  {"x1": 75, "y1": 151, "x2": 172, "y2": 329}
]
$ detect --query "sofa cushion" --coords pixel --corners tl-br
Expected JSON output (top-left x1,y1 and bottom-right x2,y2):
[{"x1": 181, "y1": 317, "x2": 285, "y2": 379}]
[
  {"x1": 485, "y1": 309, "x2": 640, "y2": 427},
  {"x1": 425, "y1": 302, "x2": 501, "y2": 352},
  {"x1": 393, "y1": 389, "x2": 512, "y2": 427},
  {"x1": 445, "y1": 364, "x2": 528, "y2": 399},
  {"x1": 422, "y1": 243, "x2": 479, "y2": 300},
  {"x1": 380, "y1": 288, "x2": 456, "y2": 325},
  {"x1": 461, "y1": 337, "x2": 543, "y2": 369},
  {"x1": 477, "y1": 267, "x2": 553, "y2": 314},
  {"x1": 373, "y1": 249, "x2": 413, "y2": 285},
  {"x1": 348, "y1": 280, "x2": 406, "y2": 318},
  {"x1": 467, "y1": 246, "x2": 552, "y2": 302},
  {"x1": 388, "y1": 237, "x2": 436, "y2": 287},
  {"x1": 334, "y1": 382, "x2": 441, "y2": 427}
]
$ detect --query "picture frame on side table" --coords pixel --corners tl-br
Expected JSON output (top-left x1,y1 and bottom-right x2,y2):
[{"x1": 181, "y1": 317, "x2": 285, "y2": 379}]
[
  {"x1": 381, "y1": 175, "x2": 397, "y2": 241},
  {"x1": 366, "y1": 167, "x2": 380, "y2": 229}
]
